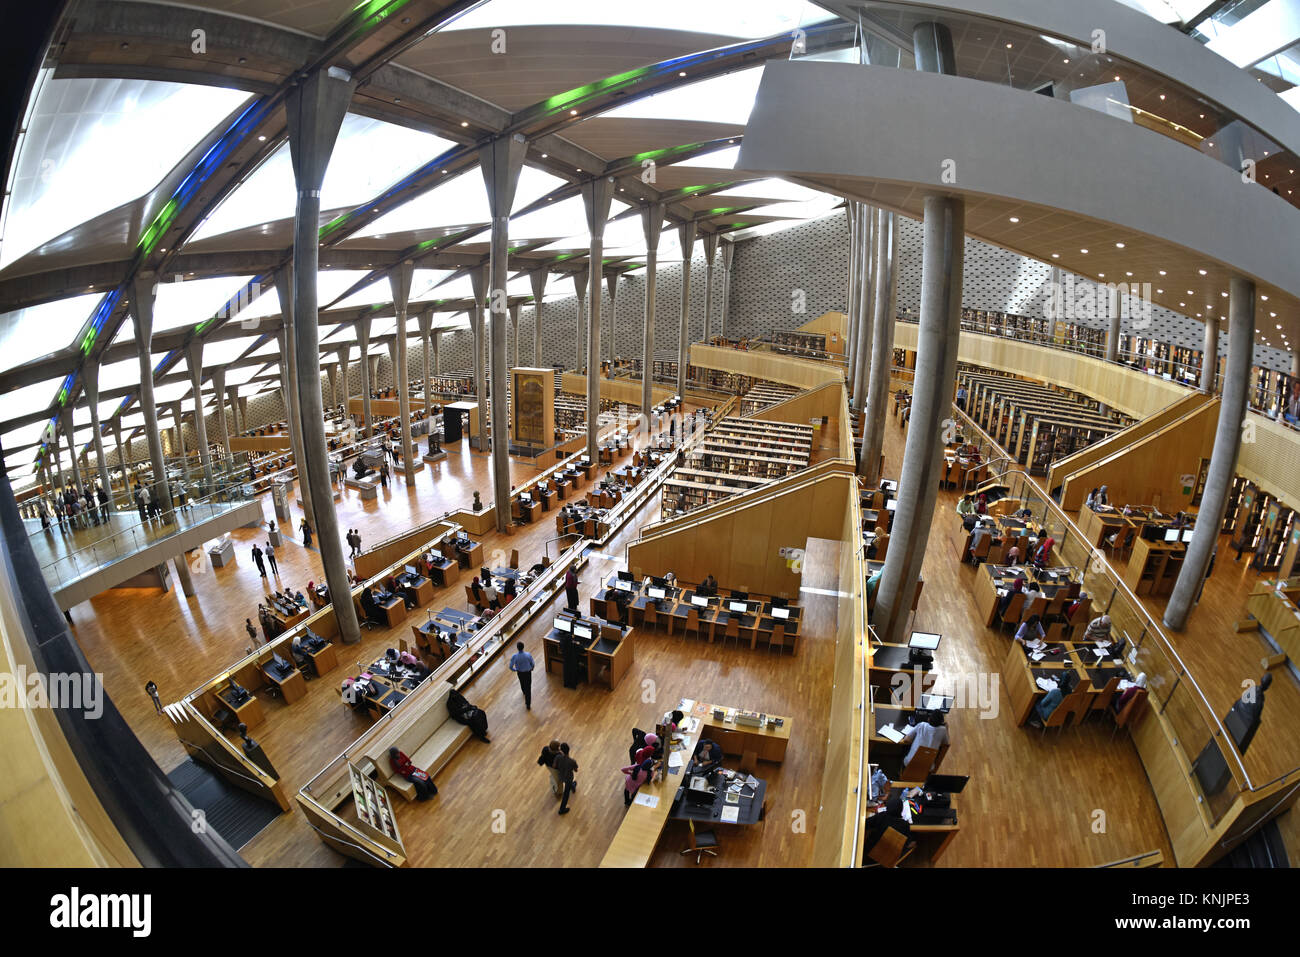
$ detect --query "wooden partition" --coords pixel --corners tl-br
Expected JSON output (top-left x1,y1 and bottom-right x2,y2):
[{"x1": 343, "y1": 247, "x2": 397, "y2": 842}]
[
  {"x1": 690, "y1": 343, "x2": 844, "y2": 391},
  {"x1": 354, "y1": 519, "x2": 458, "y2": 580},
  {"x1": 230, "y1": 434, "x2": 291, "y2": 453},
  {"x1": 1059, "y1": 398, "x2": 1218, "y2": 512},
  {"x1": 797, "y1": 310, "x2": 848, "y2": 355},
  {"x1": 752, "y1": 381, "x2": 851, "y2": 461},
  {"x1": 627, "y1": 470, "x2": 854, "y2": 599},
  {"x1": 1049, "y1": 391, "x2": 1211, "y2": 505},
  {"x1": 559, "y1": 372, "x2": 677, "y2": 409}
]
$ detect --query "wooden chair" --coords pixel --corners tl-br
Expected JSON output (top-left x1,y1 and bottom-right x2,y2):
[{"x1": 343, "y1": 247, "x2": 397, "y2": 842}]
[
  {"x1": 900, "y1": 745, "x2": 938, "y2": 782},
  {"x1": 768, "y1": 622, "x2": 787, "y2": 655},
  {"x1": 643, "y1": 604, "x2": 659, "y2": 631},
  {"x1": 1088, "y1": 677, "x2": 1122, "y2": 720},
  {"x1": 683, "y1": 607, "x2": 700, "y2": 642},
  {"x1": 721, "y1": 616, "x2": 741, "y2": 648},
  {"x1": 998, "y1": 593, "x2": 1026, "y2": 631},
  {"x1": 509, "y1": 548, "x2": 519, "y2": 569},
  {"x1": 464, "y1": 584, "x2": 485, "y2": 613},
  {"x1": 1111, "y1": 688, "x2": 1148, "y2": 741},
  {"x1": 864, "y1": 827, "x2": 913, "y2": 868},
  {"x1": 970, "y1": 534, "x2": 992, "y2": 564},
  {"x1": 1023, "y1": 596, "x2": 1048, "y2": 621},
  {"x1": 1041, "y1": 692, "x2": 1073, "y2": 734},
  {"x1": 986, "y1": 541, "x2": 1007, "y2": 564},
  {"x1": 739, "y1": 750, "x2": 759, "y2": 776}
]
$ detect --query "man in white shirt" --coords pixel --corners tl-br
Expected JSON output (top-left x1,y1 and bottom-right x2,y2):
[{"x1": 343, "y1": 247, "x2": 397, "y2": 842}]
[{"x1": 901, "y1": 712, "x2": 949, "y2": 772}]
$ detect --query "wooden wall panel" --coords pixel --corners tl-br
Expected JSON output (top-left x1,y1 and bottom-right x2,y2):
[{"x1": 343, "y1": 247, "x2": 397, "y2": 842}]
[
  {"x1": 690, "y1": 344, "x2": 844, "y2": 390},
  {"x1": 559, "y1": 373, "x2": 676, "y2": 409},
  {"x1": 753, "y1": 382, "x2": 851, "y2": 460}
]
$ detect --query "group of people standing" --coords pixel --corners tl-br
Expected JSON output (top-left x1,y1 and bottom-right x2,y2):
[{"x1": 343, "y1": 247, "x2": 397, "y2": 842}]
[{"x1": 27, "y1": 481, "x2": 111, "y2": 531}]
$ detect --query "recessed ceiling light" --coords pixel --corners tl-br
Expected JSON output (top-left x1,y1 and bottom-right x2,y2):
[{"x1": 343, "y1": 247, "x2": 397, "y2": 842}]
[
  {"x1": 1159, "y1": 270, "x2": 1167, "y2": 276},
  {"x1": 1187, "y1": 290, "x2": 1194, "y2": 295},
  {"x1": 678, "y1": 71, "x2": 686, "y2": 77},
  {"x1": 1080, "y1": 248, "x2": 1088, "y2": 254},
  {"x1": 1126, "y1": 271, "x2": 1133, "y2": 276},
  {"x1": 1157, "y1": 289, "x2": 1163, "y2": 294},
  {"x1": 1063, "y1": 59, "x2": 1069, "y2": 64},
  {"x1": 569, "y1": 109, "x2": 578, "y2": 116},
  {"x1": 1009, "y1": 217, "x2": 1019, "y2": 223},
  {"x1": 1006, "y1": 43, "x2": 1013, "y2": 49},
  {"x1": 1198, "y1": 269, "x2": 1207, "y2": 275},
  {"x1": 1115, "y1": 242, "x2": 1125, "y2": 248},
  {"x1": 541, "y1": 153, "x2": 548, "y2": 158},
  {"x1": 258, "y1": 135, "x2": 266, "y2": 142},
  {"x1": 1051, "y1": 253, "x2": 1059, "y2": 258},
  {"x1": 1180, "y1": 302, "x2": 1185, "y2": 307},
  {"x1": 1159, "y1": 94, "x2": 1165, "y2": 100},
  {"x1": 461, "y1": 121, "x2": 469, "y2": 127},
  {"x1": 1270, "y1": 311, "x2": 1277, "y2": 317},
  {"x1": 1260, "y1": 295, "x2": 1268, "y2": 300},
  {"x1": 1221, "y1": 291, "x2": 1228, "y2": 297}
]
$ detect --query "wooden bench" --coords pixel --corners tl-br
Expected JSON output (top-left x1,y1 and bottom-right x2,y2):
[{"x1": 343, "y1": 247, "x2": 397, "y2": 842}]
[{"x1": 356, "y1": 681, "x2": 471, "y2": 801}]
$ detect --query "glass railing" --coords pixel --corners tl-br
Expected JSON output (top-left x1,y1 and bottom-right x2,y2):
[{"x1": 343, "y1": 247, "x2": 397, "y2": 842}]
[{"x1": 37, "y1": 479, "x2": 257, "y2": 592}]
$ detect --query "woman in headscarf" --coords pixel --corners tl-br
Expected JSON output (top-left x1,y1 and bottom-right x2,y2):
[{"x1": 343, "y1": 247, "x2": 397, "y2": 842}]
[
  {"x1": 1033, "y1": 536, "x2": 1055, "y2": 567},
  {"x1": 997, "y1": 576, "x2": 1025, "y2": 619}
]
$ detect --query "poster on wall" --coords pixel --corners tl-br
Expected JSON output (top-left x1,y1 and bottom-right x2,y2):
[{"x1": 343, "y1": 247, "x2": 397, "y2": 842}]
[{"x1": 516, "y1": 373, "x2": 545, "y2": 445}]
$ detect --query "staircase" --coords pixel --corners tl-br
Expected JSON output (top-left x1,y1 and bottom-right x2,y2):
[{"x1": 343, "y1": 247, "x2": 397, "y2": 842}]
[{"x1": 167, "y1": 759, "x2": 283, "y2": 851}]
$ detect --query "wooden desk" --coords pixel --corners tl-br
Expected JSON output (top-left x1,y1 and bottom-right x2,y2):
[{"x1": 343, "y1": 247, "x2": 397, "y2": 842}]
[
  {"x1": 221, "y1": 690, "x2": 264, "y2": 729},
  {"x1": 455, "y1": 540, "x2": 484, "y2": 569},
  {"x1": 380, "y1": 597, "x2": 407, "y2": 628},
  {"x1": 697, "y1": 701, "x2": 791, "y2": 762},
  {"x1": 307, "y1": 642, "x2": 338, "y2": 676},
  {"x1": 1125, "y1": 536, "x2": 1185, "y2": 596},
  {"x1": 399, "y1": 576, "x2": 434, "y2": 607},
  {"x1": 261, "y1": 664, "x2": 308, "y2": 704},
  {"x1": 429, "y1": 558, "x2": 459, "y2": 588},
  {"x1": 1247, "y1": 580, "x2": 1300, "y2": 664},
  {"x1": 869, "y1": 643, "x2": 937, "y2": 693}
]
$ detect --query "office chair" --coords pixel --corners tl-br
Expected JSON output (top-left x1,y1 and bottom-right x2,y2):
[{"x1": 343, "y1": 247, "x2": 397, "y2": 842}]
[
  {"x1": 769, "y1": 622, "x2": 787, "y2": 655},
  {"x1": 680, "y1": 820, "x2": 720, "y2": 864},
  {"x1": 721, "y1": 616, "x2": 741, "y2": 648},
  {"x1": 683, "y1": 607, "x2": 700, "y2": 643},
  {"x1": 899, "y1": 745, "x2": 938, "y2": 783},
  {"x1": 863, "y1": 828, "x2": 916, "y2": 869}
]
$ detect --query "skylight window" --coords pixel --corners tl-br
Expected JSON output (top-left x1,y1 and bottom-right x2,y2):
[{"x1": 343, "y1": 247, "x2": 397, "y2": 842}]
[
  {"x1": 601, "y1": 68, "x2": 764, "y2": 124},
  {"x1": 440, "y1": 0, "x2": 832, "y2": 39},
  {"x1": 0, "y1": 294, "x2": 104, "y2": 375}
]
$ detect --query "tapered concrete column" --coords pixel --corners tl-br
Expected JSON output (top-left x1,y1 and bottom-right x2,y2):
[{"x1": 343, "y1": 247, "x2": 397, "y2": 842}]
[
  {"x1": 480, "y1": 135, "x2": 527, "y2": 531},
  {"x1": 874, "y1": 194, "x2": 965, "y2": 644},
  {"x1": 605, "y1": 272, "x2": 618, "y2": 365},
  {"x1": 185, "y1": 341, "x2": 212, "y2": 481},
  {"x1": 860, "y1": 210, "x2": 898, "y2": 483},
  {"x1": 677, "y1": 220, "x2": 697, "y2": 399},
  {"x1": 131, "y1": 277, "x2": 174, "y2": 515},
  {"x1": 325, "y1": 365, "x2": 337, "y2": 412},
  {"x1": 59, "y1": 409, "x2": 80, "y2": 489},
  {"x1": 582, "y1": 177, "x2": 614, "y2": 462},
  {"x1": 1164, "y1": 277, "x2": 1255, "y2": 630},
  {"x1": 1105, "y1": 287, "x2": 1121, "y2": 363},
  {"x1": 852, "y1": 207, "x2": 876, "y2": 412},
  {"x1": 571, "y1": 268, "x2": 588, "y2": 372},
  {"x1": 334, "y1": 344, "x2": 351, "y2": 416},
  {"x1": 719, "y1": 241, "x2": 734, "y2": 339},
  {"x1": 431, "y1": 329, "x2": 441, "y2": 376},
  {"x1": 112, "y1": 419, "x2": 126, "y2": 484},
  {"x1": 469, "y1": 264, "x2": 489, "y2": 452},
  {"x1": 368, "y1": 355, "x2": 381, "y2": 392},
  {"x1": 384, "y1": 339, "x2": 397, "y2": 392},
  {"x1": 417, "y1": 307, "x2": 433, "y2": 416},
  {"x1": 389, "y1": 260, "x2": 416, "y2": 483},
  {"x1": 702, "y1": 233, "x2": 718, "y2": 344},
  {"x1": 357, "y1": 316, "x2": 374, "y2": 437},
  {"x1": 846, "y1": 204, "x2": 861, "y2": 397},
  {"x1": 212, "y1": 367, "x2": 231, "y2": 459},
  {"x1": 641, "y1": 204, "x2": 664, "y2": 416},
  {"x1": 81, "y1": 360, "x2": 113, "y2": 496},
  {"x1": 277, "y1": 319, "x2": 314, "y2": 520},
  {"x1": 285, "y1": 65, "x2": 360, "y2": 645},
  {"x1": 238, "y1": 396, "x2": 248, "y2": 431},
  {"x1": 529, "y1": 269, "x2": 548, "y2": 367},
  {"x1": 226, "y1": 386, "x2": 242, "y2": 437},
  {"x1": 173, "y1": 555, "x2": 196, "y2": 597},
  {"x1": 510, "y1": 302, "x2": 522, "y2": 369},
  {"x1": 171, "y1": 402, "x2": 186, "y2": 464},
  {"x1": 1201, "y1": 317, "x2": 1220, "y2": 394}
]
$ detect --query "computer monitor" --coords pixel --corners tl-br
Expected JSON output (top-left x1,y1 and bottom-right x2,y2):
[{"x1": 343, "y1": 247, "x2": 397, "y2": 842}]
[
  {"x1": 553, "y1": 617, "x2": 572, "y2": 633},
  {"x1": 271, "y1": 652, "x2": 292, "y2": 672},
  {"x1": 886, "y1": 499, "x2": 899, "y2": 511},
  {"x1": 909, "y1": 632, "x2": 942, "y2": 651},
  {"x1": 520, "y1": 493, "x2": 531, "y2": 504},
  {"x1": 1181, "y1": 529, "x2": 1195, "y2": 543},
  {"x1": 573, "y1": 624, "x2": 593, "y2": 640},
  {"x1": 771, "y1": 596, "x2": 788, "y2": 609},
  {"x1": 727, "y1": 600, "x2": 749, "y2": 614},
  {"x1": 1163, "y1": 528, "x2": 1180, "y2": 543},
  {"x1": 923, "y1": 773, "x2": 970, "y2": 794},
  {"x1": 771, "y1": 606, "x2": 790, "y2": 620},
  {"x1": 614, "y1": 580, "x2": 632, "y2": 592},
  {"x1": 919, "y1": 693, "x2": 953, "y2": 712},
  {"x1": 617, "y1": 570, "x2": 634, "y2": 582},
  {"x1": 691, "y1": 595, "x2": 709, "y2": 608},
  {"x1": 647, "y1": 585, "x2": 667, "y2": 600},
  {"x1": 404, "y1": 565, "x2": 417, "y2": 577},
  {"x1": 729, "y1": 590, "x2": 748, "y2": 601}
]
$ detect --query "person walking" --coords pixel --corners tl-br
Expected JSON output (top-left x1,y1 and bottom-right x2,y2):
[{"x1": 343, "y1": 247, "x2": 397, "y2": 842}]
[
  {"x1": 96, "y1": 483, "x2": 110, "y2": 522},
  {"x1": 353, "y1": 530, "x2": 363, "y2": 557},
  {"x1": 509, "y1": 640, "x2": 535, "y2": 710},
  {"x1": 265, "y1": 540, "x2": 279, "y2": 576},
  {"x1": 537, "y1": 739, "x2": 563, "y2": 797},
  {"x1": 251, "y1": 543, "x2": 266, "y2": 577},
  {"x1": 553, "y1": 742, "x2": 578, "y2": 815},
  {"x1": 564, "y1": 565, "x2": 580, "y2": 612},
  {"x1": 145, "y1": 680, "x2": 163, "y2": 715},
  {"x1": 245, "y1": 618, "x2": 258, "y2": 645},
  {"x1": 300, "y1": 518, "x2": 313, "y2": 548},
  {"x1": 379, "y1": 461, "x2": 389, "y2": 490}
]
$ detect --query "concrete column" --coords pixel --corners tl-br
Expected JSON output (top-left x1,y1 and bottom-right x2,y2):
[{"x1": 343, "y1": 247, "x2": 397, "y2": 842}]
[
  {"x1": 571, "y1": 268, "x2": 588, "y2": 372},
  {"x1": 389, "y1": 260, "x2": 416, "y2": 483},
  {"x1": 385, "y1": 339, "x2": 397, "y2": 392},
  {"x1": 1164, "y1": 277, "x2": 1255, "y2": 630},
  {"x1": 582, "y1": 178, "x2": 614, "y2": 462},
  {"x1": 238, "y1": 396, "x2": 248, "y2": 431},
  {"x1": 277, "y1": 319, "x2": 314, "y2": 521},
  {"x1": 719, "y1": 241, "x2": 734, "y2": 339},
  {"x1": 112, "y1": 419, "x2": 126, "y2": 485},
  {"x1": 356, "y1": 316, "x2": 374, "y2": 437},
  {"x1": 81, "y1": 360, "x2": 113, "y2": 497},
  {"x1": 173, "y1": 554, "x2": 195, "y2": 597},
  {"x1": 417, "y1": 307, "x2": 433, "y2": 417},
  {"x1": 334, "y1": 344, "x2": 351, "y2": 418},
  {"x1": 860, "y1": 210, "x2": 898, "y2": 483},
  {"x1": 431, "y1": 329, "x2": 441, "y2": 376},
  {"x1": 641, "y1": 204, "x2": 664, "y2": 416},
  {"x1": 212, "y1": 367, "x2": 231, "y2": 460},
  {"x1": 1201, "y1": 317, "x2": 1220, "y2": 394},
  {"x1": 846, "y1": 203, "x2": 860, "y2": 397},
  {"x1": 469, "y1": 264, "x2": 489, "y2": 452},
  {"x1": 1105, "y1": 287, "x2": 1121, "y2": 363},
  {"x1": 874, "y1": 194, "x2": 965, "y2": 644},
  {"x1": 131, "y1": 277, "x2": 174, "y2": 516},
  {"x1": 171, "y1": 402, "x2": 186, "y2": 465},
  {"x1": 226, "y1": 386, "x2": 242, "y2": 437},
  {"x1": 186, "y1": 341, "x2": 212, "y2": 482},
  {"x1": 676, "y1": 220, "x2": 697, "y2": 399},
  {"x1": 852, "y1": 206, "x2": 876, "y2": 413},
  {"x1": 285, "y1": 65, "x2": 360, "y2": 645},
  {"x1": 605, "y1": 272, "x2": 618, "y2": 366},
  {"x1": 480, "y1": 135, "x2": 527, "y2": 531},
  {"x1": 529, "y1": 269, "x2": 548, "y2": 367},
  {"x1": 510, "y1": 301, "x2": 522, "y2": 370},
  {"x1": 59, "y1": 409, "x2": 80, "y2": 489},
  {"x1": 702, "y1": 232, "x2": 718, "y2": 344}
]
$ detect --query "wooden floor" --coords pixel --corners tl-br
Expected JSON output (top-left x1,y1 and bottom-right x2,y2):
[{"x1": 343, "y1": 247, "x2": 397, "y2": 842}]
[{"x1": 65, "y1": 399, "x2": 1209, "y2": 867}]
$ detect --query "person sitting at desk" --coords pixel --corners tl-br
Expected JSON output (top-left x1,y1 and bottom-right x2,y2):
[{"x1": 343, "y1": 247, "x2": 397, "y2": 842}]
[
  {"x1": 482, "y1": 579, "x2": 499, "y2": 611},
  {"x1": 863, "y1": 795, "x2": 913, "y2": 857},
  {"x1": 975, "y1": 493, "x2": 988, "y2": 515},
  {"x1": 1014, "y1": 614, "x2": 1046, "y2": 646},
  {"x1": 693, "y1": 738, "x2": 723, "y2": 773},
  {"x1": 955, "y1": 494, "x2": 975, "y2": 518},
  {"x1": 1021, "y1": 583, "x2": 1044, "y2": 612},
  {"x1": 868, "y1": 528, "x2": 889, "y2": 560},
  {"x1": 968, "y1": 522, "x2": 993, "y2": 564},
  {"x1": 699, "y1": 574, "x2": 718, "y2": 597},
  {"x1": 360, "y1": 586, "x2": 382, "y2": 625},
  {"x1": 997, "y1": 577, "x2": 1025, "y2": 618},
  {"x1": 388, "y1": 747, "x2": 438, "y2": 801},
  {"x1": 611, "y1": 587, "x2": 631, "y2": 628},
  {"x1": 1031, "y1": 536, "x2": 1055, "y2": 568},
  {"x1": 1028, "y1": 670, "x2": 1076, "y2": 728},
  {"x1": 619, "y1": 757, "x2": 656, "y2": 807},
  {"x1": 469, "y1": 576, "x2": 485, "y2": 609},
  {"x1": 1082, "y1": 614, "x2": 1112, "y2": 643},
  {"x1": 293, "y1": 589, "x2": 306, "y2": 606},
  {"x1": 1085, "y1": 487, "x2": 1100, "y2": 509},
  {"x1": 1004, "y1": 542, "x2": 1021, "y2": 563},
  {"x1": 502, "y1": 577, "x2": 517, "y2": 602},
  {"x1": 900, "y1": 711, "x2": 949, "y2": 773},
  {"x1": 1017, "y1": 507, "x2": 1034, "y2": 520},
  {"x1": 1096, "y1": 485, "x2": 1109, "y2": 507},
  {"x1": 866, "y1": 569, "x2": 883, "y2": 614}
]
